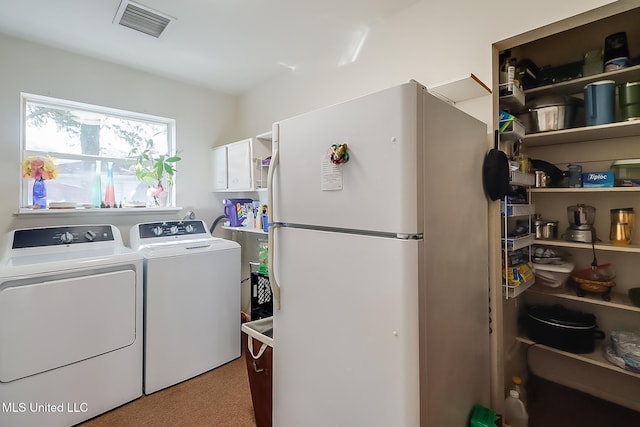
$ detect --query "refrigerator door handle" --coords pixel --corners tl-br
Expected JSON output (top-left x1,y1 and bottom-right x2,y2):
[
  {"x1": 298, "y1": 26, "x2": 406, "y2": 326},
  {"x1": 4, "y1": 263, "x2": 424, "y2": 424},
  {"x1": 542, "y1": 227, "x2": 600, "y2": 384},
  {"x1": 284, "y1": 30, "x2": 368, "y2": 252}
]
[{"x1": 267, "y1": 123, "x2": 281, "y2": 309}]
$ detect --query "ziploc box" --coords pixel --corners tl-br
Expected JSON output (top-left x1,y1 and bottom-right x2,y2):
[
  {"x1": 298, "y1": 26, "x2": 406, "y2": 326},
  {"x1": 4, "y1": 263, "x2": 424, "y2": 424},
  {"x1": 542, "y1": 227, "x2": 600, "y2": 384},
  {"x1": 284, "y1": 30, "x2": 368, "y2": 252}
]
[{"x1": 582, "y1": 171, "x2": 614, "y2": 187}]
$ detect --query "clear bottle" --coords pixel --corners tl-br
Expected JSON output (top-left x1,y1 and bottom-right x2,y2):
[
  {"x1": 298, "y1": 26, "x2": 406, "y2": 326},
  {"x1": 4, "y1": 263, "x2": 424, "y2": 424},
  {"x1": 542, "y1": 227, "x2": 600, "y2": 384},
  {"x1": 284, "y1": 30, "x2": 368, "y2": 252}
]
[
  {"x1": 504, "y1": 389, "x2": 528, "y2": 427},
  {"x1": 246, "y1": 209, "x2": 255, "y2": 229}
]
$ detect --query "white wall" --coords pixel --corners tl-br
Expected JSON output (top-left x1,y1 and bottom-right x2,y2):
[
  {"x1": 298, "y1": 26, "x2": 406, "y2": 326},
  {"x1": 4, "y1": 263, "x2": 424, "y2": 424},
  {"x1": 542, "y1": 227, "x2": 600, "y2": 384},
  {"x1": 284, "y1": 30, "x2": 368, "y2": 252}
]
[
  {"x1": 0, "y1": 33, "x2": 239, "y2": 241},
  {"x1": 237, "y1": 0, "x2": 618, "y2": 136}
]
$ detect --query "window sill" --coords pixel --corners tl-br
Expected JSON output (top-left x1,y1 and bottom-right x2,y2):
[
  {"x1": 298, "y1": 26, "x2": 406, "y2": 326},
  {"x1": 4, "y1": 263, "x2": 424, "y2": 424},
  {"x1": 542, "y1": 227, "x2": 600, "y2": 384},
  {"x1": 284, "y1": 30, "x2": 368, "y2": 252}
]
[{"x1": 14, "y1": 207, "x2": 182, "y2": 216}]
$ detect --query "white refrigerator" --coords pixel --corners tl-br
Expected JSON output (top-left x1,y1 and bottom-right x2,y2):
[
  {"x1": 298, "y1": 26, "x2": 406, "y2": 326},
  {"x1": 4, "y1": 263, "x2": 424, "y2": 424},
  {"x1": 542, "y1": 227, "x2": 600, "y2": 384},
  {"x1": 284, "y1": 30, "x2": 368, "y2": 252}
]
[{"x1": 267, "y1": 80, "x2": 491, "y2": 426}]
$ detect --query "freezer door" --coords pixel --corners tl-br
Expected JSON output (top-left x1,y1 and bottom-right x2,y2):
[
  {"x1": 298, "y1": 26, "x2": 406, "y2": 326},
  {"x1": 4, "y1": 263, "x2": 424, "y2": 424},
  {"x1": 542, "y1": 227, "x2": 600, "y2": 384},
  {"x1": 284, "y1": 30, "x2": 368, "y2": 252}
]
[
  {"x1": 271, "y1": 81, "x2": 422, "y2": 235},
  {"x1": 272, "y1": 227, "x2": 420, "y2": 427}
]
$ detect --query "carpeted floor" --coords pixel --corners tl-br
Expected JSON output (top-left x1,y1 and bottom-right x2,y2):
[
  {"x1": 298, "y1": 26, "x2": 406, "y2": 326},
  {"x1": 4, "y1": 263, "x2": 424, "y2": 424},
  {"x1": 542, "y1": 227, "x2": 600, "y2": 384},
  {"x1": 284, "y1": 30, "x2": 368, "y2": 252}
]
[{"x1": 78, "y1": 355, "x2": 257, "y2": 427}]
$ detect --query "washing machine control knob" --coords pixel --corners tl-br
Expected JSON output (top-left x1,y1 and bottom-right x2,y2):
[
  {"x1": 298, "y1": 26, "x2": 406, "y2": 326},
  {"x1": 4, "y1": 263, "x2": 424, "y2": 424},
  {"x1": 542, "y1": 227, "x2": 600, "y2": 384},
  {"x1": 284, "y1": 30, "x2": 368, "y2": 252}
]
[
  {"x1": 60, "y1": 232, "x2": 74, "y2": 244},
  {"x1": 153, "y1": 226, "x2": 164, "y2": 236},
  {"x1": 185, "y1": 224, "x2": 195, "y2": 233},
  {"x1": 170, "y1": 225, "x2": 179, "y2": 234},
  {"x1": 84, "y1": 230, "x2": 97, "y2": 241}
]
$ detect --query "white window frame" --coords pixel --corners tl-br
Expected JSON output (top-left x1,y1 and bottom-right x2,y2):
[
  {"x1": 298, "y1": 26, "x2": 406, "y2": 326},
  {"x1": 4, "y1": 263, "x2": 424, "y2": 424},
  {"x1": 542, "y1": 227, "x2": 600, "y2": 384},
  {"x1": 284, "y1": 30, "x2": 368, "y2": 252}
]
[{"x1": 20, "y1": 93, "x2": 178, "y2": 212}]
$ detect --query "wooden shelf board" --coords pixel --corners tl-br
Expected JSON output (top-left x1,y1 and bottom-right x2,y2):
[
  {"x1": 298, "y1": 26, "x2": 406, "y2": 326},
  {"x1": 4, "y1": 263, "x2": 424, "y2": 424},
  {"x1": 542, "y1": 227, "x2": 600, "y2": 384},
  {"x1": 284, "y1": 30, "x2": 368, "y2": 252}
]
[
  {"x1": 518, "y1": 337, "x2": 640, "y2": 379},
  {"x1": 527, "y1": 287, "x2": 640, "y2": 313},
  {"x1": 531, "y1": 238, "x2": 640, "y2": 253},
  {"x1": 524, "y1": 119, "x2": 640, "y2": 147},
  {"x1": 428, "y1": 73, "x2": 491, "y2": 104}
]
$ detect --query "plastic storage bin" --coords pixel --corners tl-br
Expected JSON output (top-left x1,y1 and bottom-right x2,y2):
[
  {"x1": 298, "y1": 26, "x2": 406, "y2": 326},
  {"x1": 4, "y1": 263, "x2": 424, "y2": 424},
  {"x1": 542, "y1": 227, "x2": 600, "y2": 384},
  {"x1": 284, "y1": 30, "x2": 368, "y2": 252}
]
[
  {"x1": 611, "y1": 159, "x2": 640, "y2": 187},
  {"x1": 242, "y1": 317, "x2": 273, "y2": 427}
]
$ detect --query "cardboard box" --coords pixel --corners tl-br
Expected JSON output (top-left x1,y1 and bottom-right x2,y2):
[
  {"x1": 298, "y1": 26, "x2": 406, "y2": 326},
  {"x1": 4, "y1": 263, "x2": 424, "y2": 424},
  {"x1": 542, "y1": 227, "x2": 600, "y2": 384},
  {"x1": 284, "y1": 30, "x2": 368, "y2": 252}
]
[{"x1": 582, "y1": 171, "x2": 614, "y2": 187}]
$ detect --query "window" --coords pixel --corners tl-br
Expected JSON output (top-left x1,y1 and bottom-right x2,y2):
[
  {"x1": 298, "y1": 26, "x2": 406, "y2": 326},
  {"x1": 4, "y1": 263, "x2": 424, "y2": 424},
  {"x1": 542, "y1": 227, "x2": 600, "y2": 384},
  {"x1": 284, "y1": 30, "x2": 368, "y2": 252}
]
[{"x1": 21, "y1": 93, "x2": 177, "y2": 209}]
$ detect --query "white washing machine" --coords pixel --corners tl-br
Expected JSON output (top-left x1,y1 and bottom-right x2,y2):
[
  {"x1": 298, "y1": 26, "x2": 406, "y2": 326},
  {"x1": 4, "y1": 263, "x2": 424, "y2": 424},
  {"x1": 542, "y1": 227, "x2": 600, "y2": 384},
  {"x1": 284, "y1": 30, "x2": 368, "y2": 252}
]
[
  {"x1": 129, "y1": 220, "x2": 241, "y2": 394},
  {"x1": 0, "y1": 224, "x2": 143, "y2": 427}
]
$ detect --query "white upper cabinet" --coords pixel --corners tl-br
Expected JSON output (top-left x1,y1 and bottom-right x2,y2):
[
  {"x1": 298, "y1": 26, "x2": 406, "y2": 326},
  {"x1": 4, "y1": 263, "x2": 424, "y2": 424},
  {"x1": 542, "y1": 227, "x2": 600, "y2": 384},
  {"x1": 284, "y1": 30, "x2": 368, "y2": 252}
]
[
  {"x1": 212, "y1": 134, "x2": 272, "y2": 192},
  {"x1": 227, "y1": 139, "x2": 253, "y2": 190},
  {"x1": 211, "y1": 145, "x2": 228, "y2": 191}
]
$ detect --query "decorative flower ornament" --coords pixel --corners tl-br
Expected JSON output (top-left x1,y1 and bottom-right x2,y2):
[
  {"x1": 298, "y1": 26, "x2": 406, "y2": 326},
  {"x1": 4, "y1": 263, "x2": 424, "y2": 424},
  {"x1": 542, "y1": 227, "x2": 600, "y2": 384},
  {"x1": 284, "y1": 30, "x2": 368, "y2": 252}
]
[{"x1": 22, "y1": 156, "x2": 59, "y2": 180}]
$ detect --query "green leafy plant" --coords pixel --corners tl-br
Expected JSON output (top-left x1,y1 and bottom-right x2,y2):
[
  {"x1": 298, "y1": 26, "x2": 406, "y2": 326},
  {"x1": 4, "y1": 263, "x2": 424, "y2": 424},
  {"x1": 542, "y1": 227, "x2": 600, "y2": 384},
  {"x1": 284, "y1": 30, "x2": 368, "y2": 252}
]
[
  {"x1": 133, "y1": 140, "x2": 181, "y2": 187},
  {"x1": 132, "y1": 140, "x2": 181, "y2": 206}
]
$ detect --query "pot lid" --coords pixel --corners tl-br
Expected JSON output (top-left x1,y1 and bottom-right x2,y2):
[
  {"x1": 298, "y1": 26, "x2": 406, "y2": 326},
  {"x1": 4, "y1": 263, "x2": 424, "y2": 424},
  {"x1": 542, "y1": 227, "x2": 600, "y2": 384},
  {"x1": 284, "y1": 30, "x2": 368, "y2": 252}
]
[
  {"x1": 526, "y1": 304, "x2": 596, "y2": 328},
  {"x1": 528, "y1": 94, "x2": 582, "y2": 109}
]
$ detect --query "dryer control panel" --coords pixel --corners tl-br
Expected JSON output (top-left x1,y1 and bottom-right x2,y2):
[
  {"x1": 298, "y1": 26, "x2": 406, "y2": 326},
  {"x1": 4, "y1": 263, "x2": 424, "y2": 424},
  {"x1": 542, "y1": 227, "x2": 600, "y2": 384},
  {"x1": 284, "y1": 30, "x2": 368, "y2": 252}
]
[
  {"x1": 137, "y1": 220, "x2": 208, "y2": 239},
  {"x1": 12, "y1": 225, "x2": 115, "y2": 248}
]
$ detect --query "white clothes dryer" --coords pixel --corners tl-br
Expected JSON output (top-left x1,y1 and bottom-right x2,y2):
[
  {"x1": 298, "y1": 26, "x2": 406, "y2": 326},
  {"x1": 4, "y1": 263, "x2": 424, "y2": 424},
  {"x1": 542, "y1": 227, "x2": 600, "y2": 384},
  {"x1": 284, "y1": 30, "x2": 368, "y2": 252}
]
[
  {"x1": 0, "y1": 224, "x2": 143, "y2": 427},
  {"x1": 129, "y1": 220, "x2": 241, "y2": 394}
]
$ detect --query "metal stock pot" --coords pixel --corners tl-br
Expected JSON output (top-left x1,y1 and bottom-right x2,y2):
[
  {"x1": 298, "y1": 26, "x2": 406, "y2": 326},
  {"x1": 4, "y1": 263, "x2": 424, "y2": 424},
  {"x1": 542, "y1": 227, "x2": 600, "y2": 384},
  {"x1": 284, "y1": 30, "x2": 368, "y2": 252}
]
[{"x1": 534, "y1": 216, "x2": 558, "y2": 240}]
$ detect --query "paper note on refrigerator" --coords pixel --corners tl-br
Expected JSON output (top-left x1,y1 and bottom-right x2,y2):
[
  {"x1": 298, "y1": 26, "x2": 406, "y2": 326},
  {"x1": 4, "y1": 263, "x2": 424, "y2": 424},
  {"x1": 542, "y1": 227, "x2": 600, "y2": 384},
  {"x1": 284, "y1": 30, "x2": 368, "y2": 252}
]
[{"x1": 321, "y1": 154, "x2": 343, "y2": 191}]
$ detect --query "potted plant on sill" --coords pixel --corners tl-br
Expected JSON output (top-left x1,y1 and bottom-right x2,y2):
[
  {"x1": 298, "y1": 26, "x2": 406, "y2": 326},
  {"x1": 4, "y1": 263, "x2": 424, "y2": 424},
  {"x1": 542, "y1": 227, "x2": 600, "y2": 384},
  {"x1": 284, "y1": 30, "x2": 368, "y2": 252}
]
[{"x1": 132, "y1": 141, "x2": 181, "y2": 207}]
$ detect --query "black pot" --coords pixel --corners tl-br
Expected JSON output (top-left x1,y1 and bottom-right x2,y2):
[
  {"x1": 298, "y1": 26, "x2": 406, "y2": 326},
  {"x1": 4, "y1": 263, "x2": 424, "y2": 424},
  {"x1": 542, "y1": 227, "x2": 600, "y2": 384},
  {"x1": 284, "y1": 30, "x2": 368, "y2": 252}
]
[{"x1": 523, "y1": 304, "x2": 605, "y2": 354}]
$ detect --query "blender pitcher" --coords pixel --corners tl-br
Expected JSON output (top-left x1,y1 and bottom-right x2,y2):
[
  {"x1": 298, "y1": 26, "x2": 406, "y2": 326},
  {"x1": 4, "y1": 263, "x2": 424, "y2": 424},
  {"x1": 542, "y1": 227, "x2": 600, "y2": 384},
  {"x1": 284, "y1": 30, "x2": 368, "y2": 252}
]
[
  {"x1": 566, "y1": 204, "x2": 597, "y2": 243},
  {"x1": 568, "y1": 204, "x2": 596, "y2": 229}
]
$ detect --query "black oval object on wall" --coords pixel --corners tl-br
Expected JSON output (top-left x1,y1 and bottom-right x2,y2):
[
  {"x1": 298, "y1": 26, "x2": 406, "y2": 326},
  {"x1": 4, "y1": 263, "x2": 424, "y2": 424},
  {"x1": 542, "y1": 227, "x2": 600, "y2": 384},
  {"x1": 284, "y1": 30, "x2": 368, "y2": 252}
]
[{"x1": 482, "y1": 130, "x2": 510, "y2": 201}]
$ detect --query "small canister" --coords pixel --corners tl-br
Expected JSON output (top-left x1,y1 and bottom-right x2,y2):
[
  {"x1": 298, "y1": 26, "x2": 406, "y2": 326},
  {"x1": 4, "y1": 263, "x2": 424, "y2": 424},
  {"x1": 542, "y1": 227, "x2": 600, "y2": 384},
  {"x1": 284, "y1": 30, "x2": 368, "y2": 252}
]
[
  {"x1": 619, "y1": 81, "x2": 640, "y2": 121},
  {"x1": 610, "y1": 208, "x2": 634, "y2": 245},
  {"x1": 568, "y1": 164, "x2": 583, "y2": 188},
  {"x1": 535, "y1": 170, "x2": 548, "y2": 187},
  {"x1": 611, "y1": 208, "x2": 635, "y2": 231},
  {"x1": 603, "y1": 32, "x2": 630, "y2": 72}
]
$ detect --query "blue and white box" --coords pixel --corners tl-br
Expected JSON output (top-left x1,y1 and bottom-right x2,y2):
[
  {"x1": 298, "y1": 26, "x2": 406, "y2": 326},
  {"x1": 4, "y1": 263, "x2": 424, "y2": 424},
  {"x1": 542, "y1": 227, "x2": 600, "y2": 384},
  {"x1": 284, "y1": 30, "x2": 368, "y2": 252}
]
[{"x1": 582, "y1": 171, "x2": 614, "y2": 187}]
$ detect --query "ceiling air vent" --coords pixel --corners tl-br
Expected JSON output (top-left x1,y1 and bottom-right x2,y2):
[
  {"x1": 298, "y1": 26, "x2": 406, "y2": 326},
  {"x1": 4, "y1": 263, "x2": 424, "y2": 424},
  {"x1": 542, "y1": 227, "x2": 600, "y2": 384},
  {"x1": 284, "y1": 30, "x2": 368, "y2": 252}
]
[{"x1": 114, "y1": 0, "x2": 174, "y2": 38}]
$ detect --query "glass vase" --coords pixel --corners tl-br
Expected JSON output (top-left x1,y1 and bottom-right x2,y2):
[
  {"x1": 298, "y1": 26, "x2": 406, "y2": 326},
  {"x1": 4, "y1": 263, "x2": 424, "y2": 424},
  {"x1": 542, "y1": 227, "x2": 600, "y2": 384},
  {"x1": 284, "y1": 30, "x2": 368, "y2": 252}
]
[
  {"x1": 32, "y1": 178, "x2": 47, "y2": 209},
  {"x1": 104, "y1": 161, "x2": 115, "y2": 207},
  {"x1": 91, "y1": 160, "x2": 102, "y2": 208}
]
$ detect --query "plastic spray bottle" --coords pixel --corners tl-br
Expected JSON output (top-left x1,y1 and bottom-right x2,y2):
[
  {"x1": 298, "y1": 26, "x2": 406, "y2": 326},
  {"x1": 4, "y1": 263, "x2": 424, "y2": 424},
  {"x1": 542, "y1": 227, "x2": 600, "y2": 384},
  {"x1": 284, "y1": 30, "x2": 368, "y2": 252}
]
[{"x1": 504, "y1": 389, "x2": 528, "y2": 427}]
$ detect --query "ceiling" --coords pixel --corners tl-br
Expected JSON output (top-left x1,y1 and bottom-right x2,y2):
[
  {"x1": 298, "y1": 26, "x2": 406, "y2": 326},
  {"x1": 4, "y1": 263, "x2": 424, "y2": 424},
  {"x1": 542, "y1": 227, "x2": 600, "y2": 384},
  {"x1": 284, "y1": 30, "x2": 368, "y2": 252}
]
[{"x1": 0, "y1": 0, "x2": 420, "y2": 94}]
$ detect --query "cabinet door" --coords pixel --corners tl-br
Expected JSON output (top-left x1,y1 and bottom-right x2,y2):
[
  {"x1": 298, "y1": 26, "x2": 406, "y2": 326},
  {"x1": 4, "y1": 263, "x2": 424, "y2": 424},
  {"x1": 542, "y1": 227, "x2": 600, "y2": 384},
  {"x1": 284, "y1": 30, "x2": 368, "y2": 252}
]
[
  {"x1": 227, "y1": 139, "x2": 253, "y2": 190},
  {"x1": 211, "y1": 146, "x2": 228, "y2": 191}
]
